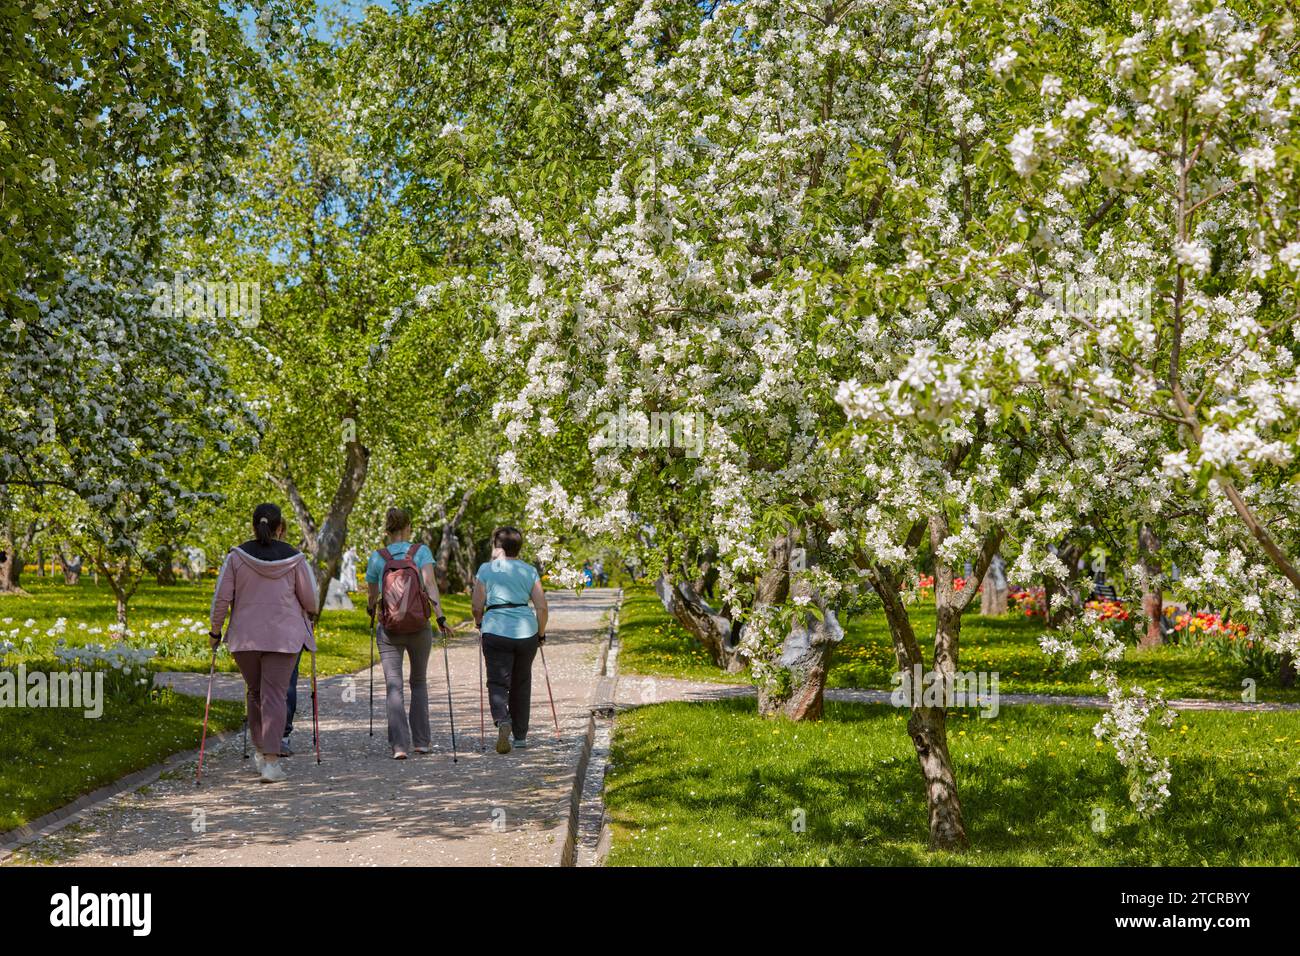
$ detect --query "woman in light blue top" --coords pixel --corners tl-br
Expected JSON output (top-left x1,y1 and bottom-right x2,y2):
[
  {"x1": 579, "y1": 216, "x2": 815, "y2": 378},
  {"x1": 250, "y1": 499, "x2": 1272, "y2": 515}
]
[{"x1": 472, "y1": 526, "x2": 549, "y2": 753}]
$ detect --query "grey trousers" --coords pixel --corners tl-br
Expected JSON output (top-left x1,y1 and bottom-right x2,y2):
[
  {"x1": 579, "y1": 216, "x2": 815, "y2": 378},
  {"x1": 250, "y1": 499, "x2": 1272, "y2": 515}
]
[{"x1": 377, "y1": 624, "x2": 433, "y2": 752}]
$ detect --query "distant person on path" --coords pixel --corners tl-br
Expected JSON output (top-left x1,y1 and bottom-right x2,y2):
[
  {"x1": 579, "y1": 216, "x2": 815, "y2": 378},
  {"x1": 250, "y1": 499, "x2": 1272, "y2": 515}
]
[
  {"x1": 473, "y1": 526, "x2": 549, "y2": 754},
  {"x1": 365, "y1": 507, "x2": 451, "y2": 760},
  {"x1": 209, "y1": 503, "x2": 317, "y2": 784}
]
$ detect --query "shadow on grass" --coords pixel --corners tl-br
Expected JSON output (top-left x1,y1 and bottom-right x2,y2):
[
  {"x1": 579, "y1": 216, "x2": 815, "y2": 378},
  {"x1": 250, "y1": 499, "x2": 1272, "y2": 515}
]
[{"x1": 605, "y1": 697, "x2": 1300, "y2": 866}]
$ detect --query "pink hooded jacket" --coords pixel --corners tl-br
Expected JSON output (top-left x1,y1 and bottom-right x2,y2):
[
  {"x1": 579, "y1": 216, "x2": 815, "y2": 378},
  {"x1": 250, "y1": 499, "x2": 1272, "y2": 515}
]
[{"x1": 210, "y1": 546, "x2": 318, "y2": 654}]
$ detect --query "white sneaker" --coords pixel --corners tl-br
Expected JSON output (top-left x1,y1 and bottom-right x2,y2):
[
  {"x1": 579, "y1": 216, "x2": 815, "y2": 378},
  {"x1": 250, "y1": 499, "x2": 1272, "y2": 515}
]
[
  {"x1": 251, "y1": 748, "x2": 266, "y2": 772},
  {"x1": 260, "y1": 760, "x2": 286, "y2": 783}
]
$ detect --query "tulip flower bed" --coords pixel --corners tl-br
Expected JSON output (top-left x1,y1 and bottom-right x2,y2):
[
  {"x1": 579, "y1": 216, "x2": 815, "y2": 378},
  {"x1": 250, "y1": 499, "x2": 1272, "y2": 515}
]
[{"x1": 1168, "y1": 610, "x2": 1280, "y2": 679}]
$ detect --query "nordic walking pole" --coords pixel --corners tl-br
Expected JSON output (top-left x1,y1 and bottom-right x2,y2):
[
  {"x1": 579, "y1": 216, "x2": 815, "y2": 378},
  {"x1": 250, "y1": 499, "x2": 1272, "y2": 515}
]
[
  {"x1": 311, "y1": 648, "x2": 321, "y2": 765},
  {"x1": 440, "y1": 624, "x2": 458, "y2": 763},
  {"x1": 477, "y1": 630, "x2": 486, "y2": 752},
  {"x1": 196, "y1": 645, "x2": 218, "y2": 785},
  {"x1": 539, "y1": 642, "x2": 561, "y2": 739},
  {"x1": 368, "y1": 609, "x2": 376, "y2": 737}
]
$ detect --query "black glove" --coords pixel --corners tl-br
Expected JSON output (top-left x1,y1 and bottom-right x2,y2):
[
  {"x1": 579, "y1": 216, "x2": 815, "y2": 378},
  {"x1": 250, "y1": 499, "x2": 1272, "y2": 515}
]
[
  {"x1": 537, "y1": 633, "x2": 546, "y2": 645},
  {"x1": 436, "y1": 615, "x2": 448, "y2": 630}
]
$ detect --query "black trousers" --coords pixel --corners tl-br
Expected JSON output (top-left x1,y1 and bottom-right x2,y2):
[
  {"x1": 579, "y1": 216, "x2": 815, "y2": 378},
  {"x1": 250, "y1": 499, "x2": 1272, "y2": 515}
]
[{"x1": 481, "y1": 632, "x2": 539, "y2": 738}]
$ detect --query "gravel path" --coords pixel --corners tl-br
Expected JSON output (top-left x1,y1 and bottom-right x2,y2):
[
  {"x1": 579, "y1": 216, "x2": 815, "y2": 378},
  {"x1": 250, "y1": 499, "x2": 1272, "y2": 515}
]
[{"x1": 5, "y1": 590, "x2": 618, "y2": 867}]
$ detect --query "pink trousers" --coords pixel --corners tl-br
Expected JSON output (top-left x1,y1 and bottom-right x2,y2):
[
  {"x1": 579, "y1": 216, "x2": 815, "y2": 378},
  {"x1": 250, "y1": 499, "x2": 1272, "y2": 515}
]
[{"x1": 233, "y1": 651, "x2": 298, "y2": 756}]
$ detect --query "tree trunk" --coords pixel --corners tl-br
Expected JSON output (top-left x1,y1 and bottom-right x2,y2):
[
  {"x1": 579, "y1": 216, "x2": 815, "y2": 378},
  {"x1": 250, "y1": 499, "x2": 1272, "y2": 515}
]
[
  {"x1": 152, "y1": 545, "x2": 177, "y2": 586},
  {"x1": 1138, "y1": 524, "x2": 1164, "y2": 647},
  {"x1": 756, "y1": 590, "x2": 842, "y2": 720},
  {"x1": 872, "y1": 567, "x2": 969, "y2": 851},
  {"x1": 979, "y1": 553, "x2": 1008, "y2": 616},
  {"x1": 275, "y1": 433, "x2": 371, "y2": 616},
  {"x1": 451, "y1": 526, "x2": 476, "y2": 593},
  {"x1": 35, "y1": 548, "x2": 45, "y2": 577},
  {"x1": 0, "y1": 549, "x2": 21, "y2": 592},
  {"x1": 1045, "y1": 541, "x2": 1085, "y2": 628},
  {"x1": 922, "y1": 527, "x2": 973, "y2": 851},
  {"x1": 58, "y1": 547, "x2": 82, "y2": 585},
  {"x1": 654, "y1": 571, "x2": 744, "y2": 672},
  {"x1": 908, "y1": 703, "x2": 969, "y2": 850},
  {"x1": 433, "y1": 489, "x2": 472, "y2": 594},
  {"x1": 1281, "y1": 654, "x2": 1297, "y2": 689},
  {"x1": 0, "y1": 522, "x2": 22, "y2": 590},
  {"x1": 753, "y1": 533, "x2": 841, "y2": 720}
]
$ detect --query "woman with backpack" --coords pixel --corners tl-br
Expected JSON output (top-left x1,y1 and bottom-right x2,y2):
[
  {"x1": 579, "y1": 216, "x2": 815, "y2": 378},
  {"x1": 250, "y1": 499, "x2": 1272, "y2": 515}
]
[
  {"x1": 366, "y1": 507, "x2": 451, "y2": 759},
  {"x1": 209, "y1": 503, "x2": 317, "y2": 784},
  {"x1": 472, "y1": 526, "x2": 549, "y2": 753}
]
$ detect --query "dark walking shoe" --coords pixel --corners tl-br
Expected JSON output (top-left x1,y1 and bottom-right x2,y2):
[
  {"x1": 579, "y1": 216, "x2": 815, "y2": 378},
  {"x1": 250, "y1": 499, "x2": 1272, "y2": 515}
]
[
  {"x1": 513, "y1": 737, "x2": 528, "y2": 749},
  {"x1": 496, "y1": 721, "x2": 513, "y2": 754}
]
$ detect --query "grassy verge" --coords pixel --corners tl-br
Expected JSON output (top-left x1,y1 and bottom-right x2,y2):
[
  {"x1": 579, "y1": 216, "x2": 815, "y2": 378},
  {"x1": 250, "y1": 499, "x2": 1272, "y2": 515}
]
[
  {"x1": 616, "y1": 587, "x2": 749, "y2": 684},
  {"x1": 605, "y1": 697, "x2": 1300, "y2": 866},
  {"x1": 0, "y1": 689, "x2": 245, "y2": 834},
  {"x1": 613, "y1": 584, "x2": 1299, "y2": 702}
]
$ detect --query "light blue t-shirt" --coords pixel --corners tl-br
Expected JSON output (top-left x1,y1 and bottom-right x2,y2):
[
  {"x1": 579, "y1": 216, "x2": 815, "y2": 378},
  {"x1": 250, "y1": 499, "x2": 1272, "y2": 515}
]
[
  {"x1": 477, "y1": 558, "x2": 540, "y2": 639},
  {"x1": 366, "y1": 541, "x2": 435, "y2": 585}
]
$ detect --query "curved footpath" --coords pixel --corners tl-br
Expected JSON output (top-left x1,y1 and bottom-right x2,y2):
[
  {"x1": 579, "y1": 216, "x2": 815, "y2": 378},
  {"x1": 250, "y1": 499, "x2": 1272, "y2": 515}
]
[{"x1": 2, "y1": 590, "x2": 619, "y2": 867}]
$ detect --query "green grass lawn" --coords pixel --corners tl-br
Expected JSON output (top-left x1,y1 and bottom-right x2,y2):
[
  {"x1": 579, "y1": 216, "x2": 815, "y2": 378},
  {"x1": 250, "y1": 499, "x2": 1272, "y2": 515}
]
[
  {"x1": 614, "y1": 585, "x2": 1300, "y2": 702},
  {"x1": 605, "y1": 697, "x2": 1300, "y2": 866},
  {"x1": 616, "y1": 587, "x2": 749, "y2": 684},
  {"x1": 0, "y1": 689, "x2": 245, "y2": 834},
  {"x1": 0, "y1": 578, "x2": 473, "y2": 676}
]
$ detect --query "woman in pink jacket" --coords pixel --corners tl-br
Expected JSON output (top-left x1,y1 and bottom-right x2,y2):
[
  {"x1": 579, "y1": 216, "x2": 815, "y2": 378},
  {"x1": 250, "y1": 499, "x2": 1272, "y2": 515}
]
[{"x1": 209, "y1": 503, "x2": 318, "y2": 783}]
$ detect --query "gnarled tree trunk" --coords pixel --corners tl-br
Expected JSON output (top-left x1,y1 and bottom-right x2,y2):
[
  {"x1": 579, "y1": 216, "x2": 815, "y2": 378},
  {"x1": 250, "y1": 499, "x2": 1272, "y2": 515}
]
[
  {"x1": 753, "y1": 533, "x2": 842, "y2": 720},
  {"x1": 433, "y1": 489, "x2": 472, "y2": 594},
  {"x1": 58, "y1": 547, "x2": 83, "y2": 585},
  {"x1": 276, "y1": 432, "x2": 371, "y2": 616},
  {"x1": 654, "y1": 571, "x2": 744, "y2": 672}
]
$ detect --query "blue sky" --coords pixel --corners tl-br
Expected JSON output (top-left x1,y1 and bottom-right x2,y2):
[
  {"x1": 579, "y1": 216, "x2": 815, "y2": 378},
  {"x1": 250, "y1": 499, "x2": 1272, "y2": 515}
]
[{"x1": 311, "y1": 0, "x2": 402, "y2": 40}]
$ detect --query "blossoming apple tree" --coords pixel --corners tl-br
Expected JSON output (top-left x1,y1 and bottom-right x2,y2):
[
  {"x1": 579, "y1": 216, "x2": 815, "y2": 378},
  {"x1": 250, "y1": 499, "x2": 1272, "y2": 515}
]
[
  {"x1": 475, "y1": 0, "x2": 1185, "y2": 848},
  {"x1": 987, "y1": 0, "x2": 1300, "y2": 682}
]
